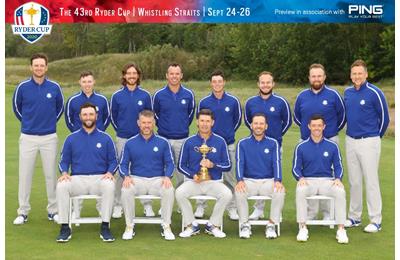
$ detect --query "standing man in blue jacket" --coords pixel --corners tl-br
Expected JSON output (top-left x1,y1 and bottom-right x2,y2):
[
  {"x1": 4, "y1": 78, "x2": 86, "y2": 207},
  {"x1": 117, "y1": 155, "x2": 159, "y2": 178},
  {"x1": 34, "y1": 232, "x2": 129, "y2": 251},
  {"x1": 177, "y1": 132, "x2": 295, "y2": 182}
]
[
  {"x1": 110, "y1": 63, "x2": 152, "y2": 218},
  {"x1": 344, "y1": 59, "x2": 389, "y2": 233},
  {"x1": 153, "y1": 63, "x2": 196, "y2": 190},
  {"x1": 235, "y1": 113, "x2": 285, "y2": 239},
  {"x1": 56, "y1": 103, "x2": 118, "y2": 242},
  {"x1": 120, "y1": 110, "x2": 176, "y2": 241},
  {"x1": 293, "y1": 114, "x2": 348, "y2": 244},
  {"x1": 12, "y1": 53, "x2": 64, "y2": 225},
  {"x1": 176, "y1": 109, "x2": 232, "y2": 238},
  {"x1": 65, "y1": 71, "x2": 110, "y2": 132},
  {"x1": 196, "y1": 70, "x2": 241, "y2": 220},
  {"x1": 244, "y1": 71, "x2": 292, "y2": 220},
  {"x1": 293, "y1": 63, "x2": 346, "y2": 220}
]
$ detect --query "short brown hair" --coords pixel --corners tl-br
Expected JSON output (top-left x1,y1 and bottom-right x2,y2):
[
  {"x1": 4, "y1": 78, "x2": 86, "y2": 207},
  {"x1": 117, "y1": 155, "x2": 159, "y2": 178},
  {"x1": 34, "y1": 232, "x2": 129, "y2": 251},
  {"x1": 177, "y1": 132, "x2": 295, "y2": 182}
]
[
  {"x1": 351, "y1": 59, "x2": 368, "y2": 72},
  {"x1": 309, "y1": 63, "x2": 325, "y2": 73},
  {"x1": 167, "y1": 63, "x2": 183, "y2": 73},
  {"x1": 80, "y1": 71, "x2": 94, "y2": 79},
  {"x1": 30, "y1": 53, "x2": 48, "y2": 65},
  {"x1": 121, "y1": 63, "x2": 141, "y2": 85},
  {"x1": 210, "y1": 70, "x2": 225, "y2": 81},
  {"x1": 138, "y1": 110, "x2": 155, "y2": 119},
  {"x1": 258, "y1": 71, "x2": 274, "y2": 81},
  {"x1": 197, "y1": 109, "x2": 214, "y2": 120},
  {"x1": 80, "y1": 102, "x2": 97, "y2": 114}
]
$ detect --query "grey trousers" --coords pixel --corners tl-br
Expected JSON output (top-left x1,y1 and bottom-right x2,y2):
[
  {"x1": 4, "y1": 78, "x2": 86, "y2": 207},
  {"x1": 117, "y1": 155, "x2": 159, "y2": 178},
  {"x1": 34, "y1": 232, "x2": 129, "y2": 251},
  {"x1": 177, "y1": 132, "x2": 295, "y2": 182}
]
[
  {"x1": 346, "y1": 136, "x2": 382, "y2": 224},
  {"x1": 114, "y1": 136, "x2": 128, "y2": 208},
  {"x1": 168, "y1": 138, "x2": 185, "y2": 188},
  {"x1": 56, "y1": 175, "x2": 115, "y2": 224},
  {"x1": 121, "y1": 176, "x2": 174, "y2": 227},
  {"x1": 17, "y1": 133, "x2": 58, "y2": 215},
  {"x1": 296, "y1": 178, "x2": 346, "y2": 225},
  {"x1": 176, "y1": 180, "x2": 232, "y2": 227},
  {"x1": 235, "y1": 179, "x2": 285, "y2": 225}
]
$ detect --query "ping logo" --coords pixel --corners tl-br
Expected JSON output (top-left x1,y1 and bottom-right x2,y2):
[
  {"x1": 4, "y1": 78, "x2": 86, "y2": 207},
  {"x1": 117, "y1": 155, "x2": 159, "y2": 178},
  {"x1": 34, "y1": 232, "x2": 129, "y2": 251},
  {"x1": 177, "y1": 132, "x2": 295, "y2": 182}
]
[
  {"x1": 12, "y1": 2, "x2": 52, "y2": 44},
  {"x1": 348, "y1": 5, "x2": 383, "y2": 15}
]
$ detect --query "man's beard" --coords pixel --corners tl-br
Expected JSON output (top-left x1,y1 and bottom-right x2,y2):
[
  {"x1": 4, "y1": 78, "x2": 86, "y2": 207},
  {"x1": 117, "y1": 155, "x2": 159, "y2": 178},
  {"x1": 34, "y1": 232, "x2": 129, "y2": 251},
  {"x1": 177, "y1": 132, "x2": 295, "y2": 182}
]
[
  {"x1": 260, "y1": 89, "x2": 272, "y2": 96},
  {"x1": 83, "y1": 120, "x2": 95, "y2": 129},
  {"x1": 311, "y1": 82, "x2": 324, "y2": 91}
]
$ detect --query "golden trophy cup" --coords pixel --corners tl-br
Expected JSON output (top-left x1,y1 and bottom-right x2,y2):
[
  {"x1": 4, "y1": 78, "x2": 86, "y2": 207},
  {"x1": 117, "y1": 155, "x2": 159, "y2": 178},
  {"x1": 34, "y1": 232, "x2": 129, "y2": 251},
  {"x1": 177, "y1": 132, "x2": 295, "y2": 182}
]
[{"x1": 194, "y1": 143, "x2": 213, "y2": 181}]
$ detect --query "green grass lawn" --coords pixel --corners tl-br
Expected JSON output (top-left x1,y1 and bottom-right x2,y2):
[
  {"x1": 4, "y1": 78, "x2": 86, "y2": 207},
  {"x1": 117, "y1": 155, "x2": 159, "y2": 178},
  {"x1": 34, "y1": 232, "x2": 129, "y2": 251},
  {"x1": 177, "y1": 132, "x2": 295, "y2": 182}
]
[{"x1": 5, "y1": 82, "x2": 394, "y2": 260}]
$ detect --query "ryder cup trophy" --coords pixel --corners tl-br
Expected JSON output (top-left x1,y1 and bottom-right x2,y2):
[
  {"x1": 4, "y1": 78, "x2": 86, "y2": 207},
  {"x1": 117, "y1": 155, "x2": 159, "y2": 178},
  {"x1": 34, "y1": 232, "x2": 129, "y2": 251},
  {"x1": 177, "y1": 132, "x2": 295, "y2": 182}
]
[{"x1": 194, "y1": 143, "x2": 213, "y2": 181}]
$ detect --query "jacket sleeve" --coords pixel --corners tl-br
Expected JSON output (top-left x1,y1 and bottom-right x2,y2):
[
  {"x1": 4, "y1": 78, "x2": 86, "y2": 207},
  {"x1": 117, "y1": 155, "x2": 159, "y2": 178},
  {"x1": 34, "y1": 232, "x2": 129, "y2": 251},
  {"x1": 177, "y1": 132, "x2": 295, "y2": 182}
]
[
  {"x1": 212, "y1": 141, "x2": 231, "y2": 172},
  {"x1": 58, "y1": 138, "x2": 72, "y2": 174},
  {"x1": 56, "y1": 85, "x2": 64, "y2": 121},
  {"x1": 281, "y1": 98, "x2": 292, "y2": 136},
  {"x1": 272, "y1": 140, "x2": 282, "y2": 182},
  {"x1": 235, "y1": 141, "x2": 245, "y2": 181},
  {"x1": 376, "y1": 89, "x2": 390, "y2": 137},
  {"x1": 292, "y1": 144, "x2": 303, "y2": 181},
  {"x1": 332, "y1": 145, "x2": 343, "y2": 180},
  {"x1": 119, "y1": 144, "x2": 130, "y2": 178},
  {"x1": 152, "y1": 93, "x2": 160, "y2": 122},
  {"x1": 64, "y1": 98, "x2": 76, "y2": 132},
  {"x1": 177, "y1": 139, "x2": 199, "y2": 178},
  {"x1": 103, "y1": 98, "x2": 111, "y2": 130},
  {"x1": 12, "y1": 85, "x2": 23, "y2": 121},
  {"x1": 144, "y1": 92, "x2": 153, "y2": 111},
  {"x1": 110, "y1": 94, "x2": 119, "y2": 131},
  {"x1": 336, "y1": 93, "x2": 346, "y2": 132},
  {"x1": 188, "y1": 90, "x2": 196, "y2": 125},
  {"x1": 233, "y1": 98, "x2": 242, "y2": 131},
  {"x1": 163, "y1": 140, "x2": 175, "y2": 178},
  {"x1": 293, "y1": 95, "x2": 301, "y2": 126},
  {"x1": 244, "y1": 100, "x2": 252, "y2": 130},
  {"x1": 107, "y1": 137, "x2": 118, "y2": 174}
]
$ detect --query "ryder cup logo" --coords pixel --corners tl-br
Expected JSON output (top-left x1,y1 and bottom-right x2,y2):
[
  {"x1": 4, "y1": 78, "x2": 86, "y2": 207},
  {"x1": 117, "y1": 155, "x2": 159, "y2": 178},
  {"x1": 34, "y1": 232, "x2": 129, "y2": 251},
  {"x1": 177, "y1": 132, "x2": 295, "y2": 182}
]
[
  {"x1": 360, "y1": 99, "x2": 366, "y2": 105},
  {"x1": 323, "y1": 151, "x2": 329, "y2": 157},
  {"x1": 322, "y1": 100, "x2": 328, "y2": 105},
  {"x1": 96, "y1": 143, "x2": 102, "y2": 148},
  {"x1": 46, "y1": 93, "x2": 52, "y2": 98},
  {"x1": 12, "y1": 2, "x2": 52, "y2": 44}
]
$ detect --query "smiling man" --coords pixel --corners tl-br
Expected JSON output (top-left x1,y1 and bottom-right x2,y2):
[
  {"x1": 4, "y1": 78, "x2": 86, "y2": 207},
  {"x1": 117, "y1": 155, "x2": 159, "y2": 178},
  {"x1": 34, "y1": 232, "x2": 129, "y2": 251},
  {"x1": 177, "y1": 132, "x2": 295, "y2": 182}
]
[{"x1": 12, "y1": 53, "x2": 64, "y2": 225}]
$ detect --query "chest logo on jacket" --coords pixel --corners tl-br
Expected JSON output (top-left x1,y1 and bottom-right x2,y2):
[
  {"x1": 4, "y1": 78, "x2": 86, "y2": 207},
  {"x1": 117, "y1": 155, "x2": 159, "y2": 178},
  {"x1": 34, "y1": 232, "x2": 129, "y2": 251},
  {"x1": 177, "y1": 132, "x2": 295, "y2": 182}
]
[
  {"x1": 96, "y1": 143, "x2": 102, "y2": 149},
  {"x1": 264, "y1": 148, "x2": 270, "y2": 154},
  {"x1": 323, "y1": 151, "x2": 329, "y2": 157},
  {"x1": 225, "y1": 107, "x2": 230, "y2": 112},
  {"x1": 153, "y1": 146, "x2": 159, "y2": 152},
  {"x1": 360, "y1": 99, "x2": 366, "y2": 105},
  {"x1": 46, "y1": 93, "x2": 52, "y2": 99},
  {"x1": 138, "y1": 100, "x2": 143, "y2": 106},
  {"x1": 322, "y1": 100, "x2": 328, "y2": 105},
  {"x1": 269, "y1": 107, "x2": 275, "y2": 112}
]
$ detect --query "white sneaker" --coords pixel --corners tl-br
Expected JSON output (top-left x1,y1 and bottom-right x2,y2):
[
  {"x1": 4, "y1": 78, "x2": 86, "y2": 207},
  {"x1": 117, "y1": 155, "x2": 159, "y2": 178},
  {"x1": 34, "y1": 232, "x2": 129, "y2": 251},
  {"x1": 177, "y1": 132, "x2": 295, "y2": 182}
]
[
  {"x1": 364, "y1": 223, "x2": 382, "y2": 233},
  {"x1": 227, "y1": 208, "x2": 239, "y2": 220},
  {"x1": 336, "y1": 229, "x2": 349, "y2": 244},
  {"x1": 205, "y1": 223, "x2": 226, "y2": 238},
  {"x1": 13, "y1": 215, "x2": 28, "y2": 225},
  {"x1": 161, "y1": 224, "x2": 175, "y2": 240},
  {"x1": 112, "y1": 206, "x2": 123, "y2": 219},
  {"x1": 53, "y1": 214, "x2": 59, "y2": 224},
  {"x1": 249, "y1": 208, "x2": 264, "y2": 220},
  {"x1": 179, "y1": 223, "x2": 200, "y2": 238},
  {"x1": 194, "y1": 206, "x2": 205, "y2": 218},
  {"x1": 297, "y1": 226, "x2": 309, "y2": 242},
  {"x1": 122, "y1": 226, "x2": 135, "y2": 240},
  {"x1": 144, "y1": 204, "x2": 155, "y2": 217},
  {"x1": 344, "y1": 218, "x2": 361, "y2": 228},
  {"x1": 239, "y1": 223, "x2": 251, "y2": 239},
  {"x1": 265, "y1": 222, "x2": 277, "y2": 239}
]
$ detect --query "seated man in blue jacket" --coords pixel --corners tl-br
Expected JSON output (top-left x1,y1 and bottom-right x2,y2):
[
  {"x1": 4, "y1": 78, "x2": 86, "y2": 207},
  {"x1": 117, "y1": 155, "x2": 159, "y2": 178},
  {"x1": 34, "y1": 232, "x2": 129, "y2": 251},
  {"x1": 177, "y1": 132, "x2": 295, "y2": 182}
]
[
  {"x1": 56, "y1": 102, "x2": 118, "y2": 243},
  {"x1": 292, "y1": 114, "x2": 348, "y2": 244},
  {"x1": 176, "y1": 109, "x2": 232, "y2": 238},
  {"x1": 119, "y1": 110, "x2": 176, "y2": 241},
  {"x1": 235, "y1": 113, "x2": 285, "y2": 239}
]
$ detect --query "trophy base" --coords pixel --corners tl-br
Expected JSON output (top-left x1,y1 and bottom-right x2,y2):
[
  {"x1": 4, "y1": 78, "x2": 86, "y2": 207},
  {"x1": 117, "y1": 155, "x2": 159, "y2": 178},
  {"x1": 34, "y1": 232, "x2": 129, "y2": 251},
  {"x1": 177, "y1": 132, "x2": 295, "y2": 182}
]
[{"x1": 197, "y1": 173, "x2": 211, "y2": 181}]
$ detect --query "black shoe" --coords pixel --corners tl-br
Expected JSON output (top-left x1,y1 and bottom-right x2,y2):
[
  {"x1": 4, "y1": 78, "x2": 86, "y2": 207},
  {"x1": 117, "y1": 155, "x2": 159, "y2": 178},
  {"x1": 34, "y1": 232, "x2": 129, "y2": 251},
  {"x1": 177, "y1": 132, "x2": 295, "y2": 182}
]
[
  {"x1": 56, "y1": 225, "x2": 72, "y2": 242},
  {"x1": 100, "y1": 225, "x2": 115, "y2": 242}
]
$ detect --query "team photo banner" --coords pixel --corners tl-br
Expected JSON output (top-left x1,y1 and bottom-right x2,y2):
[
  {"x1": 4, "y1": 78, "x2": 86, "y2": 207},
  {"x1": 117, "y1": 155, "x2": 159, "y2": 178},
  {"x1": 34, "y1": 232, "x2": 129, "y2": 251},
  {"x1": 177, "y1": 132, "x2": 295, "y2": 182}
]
[{"x1": 6, "y1": 0, "x2": 395, "y2": 24}]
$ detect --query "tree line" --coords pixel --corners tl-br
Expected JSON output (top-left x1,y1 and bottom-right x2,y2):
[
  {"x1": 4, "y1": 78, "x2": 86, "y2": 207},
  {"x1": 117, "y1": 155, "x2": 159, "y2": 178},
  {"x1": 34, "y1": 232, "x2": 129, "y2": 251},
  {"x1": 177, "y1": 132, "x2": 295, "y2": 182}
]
[{"x1": 5, "y1": 23, "x2": 394, "y2": 84}]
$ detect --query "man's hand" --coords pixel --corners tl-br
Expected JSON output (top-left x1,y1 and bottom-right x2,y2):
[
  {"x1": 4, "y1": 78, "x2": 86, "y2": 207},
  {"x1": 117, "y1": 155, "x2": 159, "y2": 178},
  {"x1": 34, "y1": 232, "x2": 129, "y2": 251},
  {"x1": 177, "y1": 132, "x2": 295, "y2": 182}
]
[
  {"x1": 101, "y1": 172, "x2": 115, "y2": 181},
  {"x1": 332, "y1": 178, "x2": 344, "y2": 188},
  {"x1": 122, "y1": 176, "x2": 134, "y2": 188},
  {"x1": 58, "y1": 172, "x2": 71, "y2": 182},
  {"x1": 235, "y1": 181, "x2": 246, "y2": 193},
  {"x1": 274, "y1": 181, "x2": 285, "y2": 192},
  {"x1": 162, "y1": 177, "x2": 173, "y2": 188},
  {"x1": 193, "y1": 174, "x2": 201, "y2": 183},
  {"x1": 200, "y1": 159, "x2": 214, "y2": 169},
  {"x1": 297, "y1": 178, "x2": 308, "y2": 187}
]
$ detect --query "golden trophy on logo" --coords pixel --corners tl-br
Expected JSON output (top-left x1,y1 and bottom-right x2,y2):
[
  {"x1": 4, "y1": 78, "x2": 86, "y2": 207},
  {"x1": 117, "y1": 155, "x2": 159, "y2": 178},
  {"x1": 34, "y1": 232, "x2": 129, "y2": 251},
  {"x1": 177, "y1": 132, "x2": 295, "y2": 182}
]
[{"x1": 194, "y1": 143, "x2": 213, "y2": 181}]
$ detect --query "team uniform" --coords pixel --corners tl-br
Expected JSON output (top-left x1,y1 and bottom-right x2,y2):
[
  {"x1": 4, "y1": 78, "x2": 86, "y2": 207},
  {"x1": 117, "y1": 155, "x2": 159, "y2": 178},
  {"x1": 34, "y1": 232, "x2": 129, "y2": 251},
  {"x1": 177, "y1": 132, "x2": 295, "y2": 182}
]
[
  {"x1": 235, "y1": 135, "x2": 285, "y2": 226},
  {"x1": 65, "y1": 90, "x2": 110, "y2": 132},
  {"x1": 119, "y1": 134, "x2": 175, "y2": 229},
  {"x1": 12, "y1": 77, "x2": 64, "y2": 220},
  {"x1": 244, "y1": 93, "x2": 292, "y2": 147},
  {"x1": 197, "y1": 91, "x2": 241, "y2": 212},
  {"x1": 292, "y1": 137, "x2": 346, "y2": 225},
  {"x1": 344, "y1": 81, "x2": 389, "y2": 227},
  {"x1": 110, "y1": 85, "x2": 152, "y2": 212},
  {"x1": 57, "y1": 128, "x2": 118, "y2": 224},
  {"x1": 294, "y1": 85, "x2": 346, "y2": 142},
  {"x1": 153, "y1": 85, "x2": 195, "y2": 187},
  {"x1": 176, "y1": 133, "x2": 232, "y2": 230}
]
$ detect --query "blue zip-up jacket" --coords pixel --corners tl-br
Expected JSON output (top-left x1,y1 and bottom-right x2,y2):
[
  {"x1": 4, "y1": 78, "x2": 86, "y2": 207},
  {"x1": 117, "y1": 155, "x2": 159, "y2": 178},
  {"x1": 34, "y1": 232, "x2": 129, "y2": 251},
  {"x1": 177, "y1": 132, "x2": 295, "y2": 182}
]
[
  {"x1": 13, "y1": 77, "x2": 64, "y2": 135},
  {"x1": 292, "y1": 137, "x2": 343, "y2": 181},
  {"x1": 153, "y1": 85, "x2": 195, "y2": 139},
  {"x1": 344, "y1": 81, "x2": 389, "y2": 138},
  {"x1": 110, "y1": 86, "x2": 152, "y2": 139},
  {"x1": 294, "y1": 85, "x2": 346, "y2": 140},
  {"x1": 236, "y1": 135, "x2": 281, "y2": 182},
  {"x1": 244, "y1": 93, "x2": 292, "y2": 146},
  {"x1": 197, "y1": 92, "x2": 242, "y2": 145},
  {"x1": 119, "y1": 134, "x2": 175, "y2": 179},
  {"x1": 59, "y1": 128, "x2": 118, "y2": 175},
  {"x1": 65, "y1": 91, "x2": 110, "y2": 132},
  {"x1": 178, "y1": 133, "x2": 231, "y2": 180}
]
